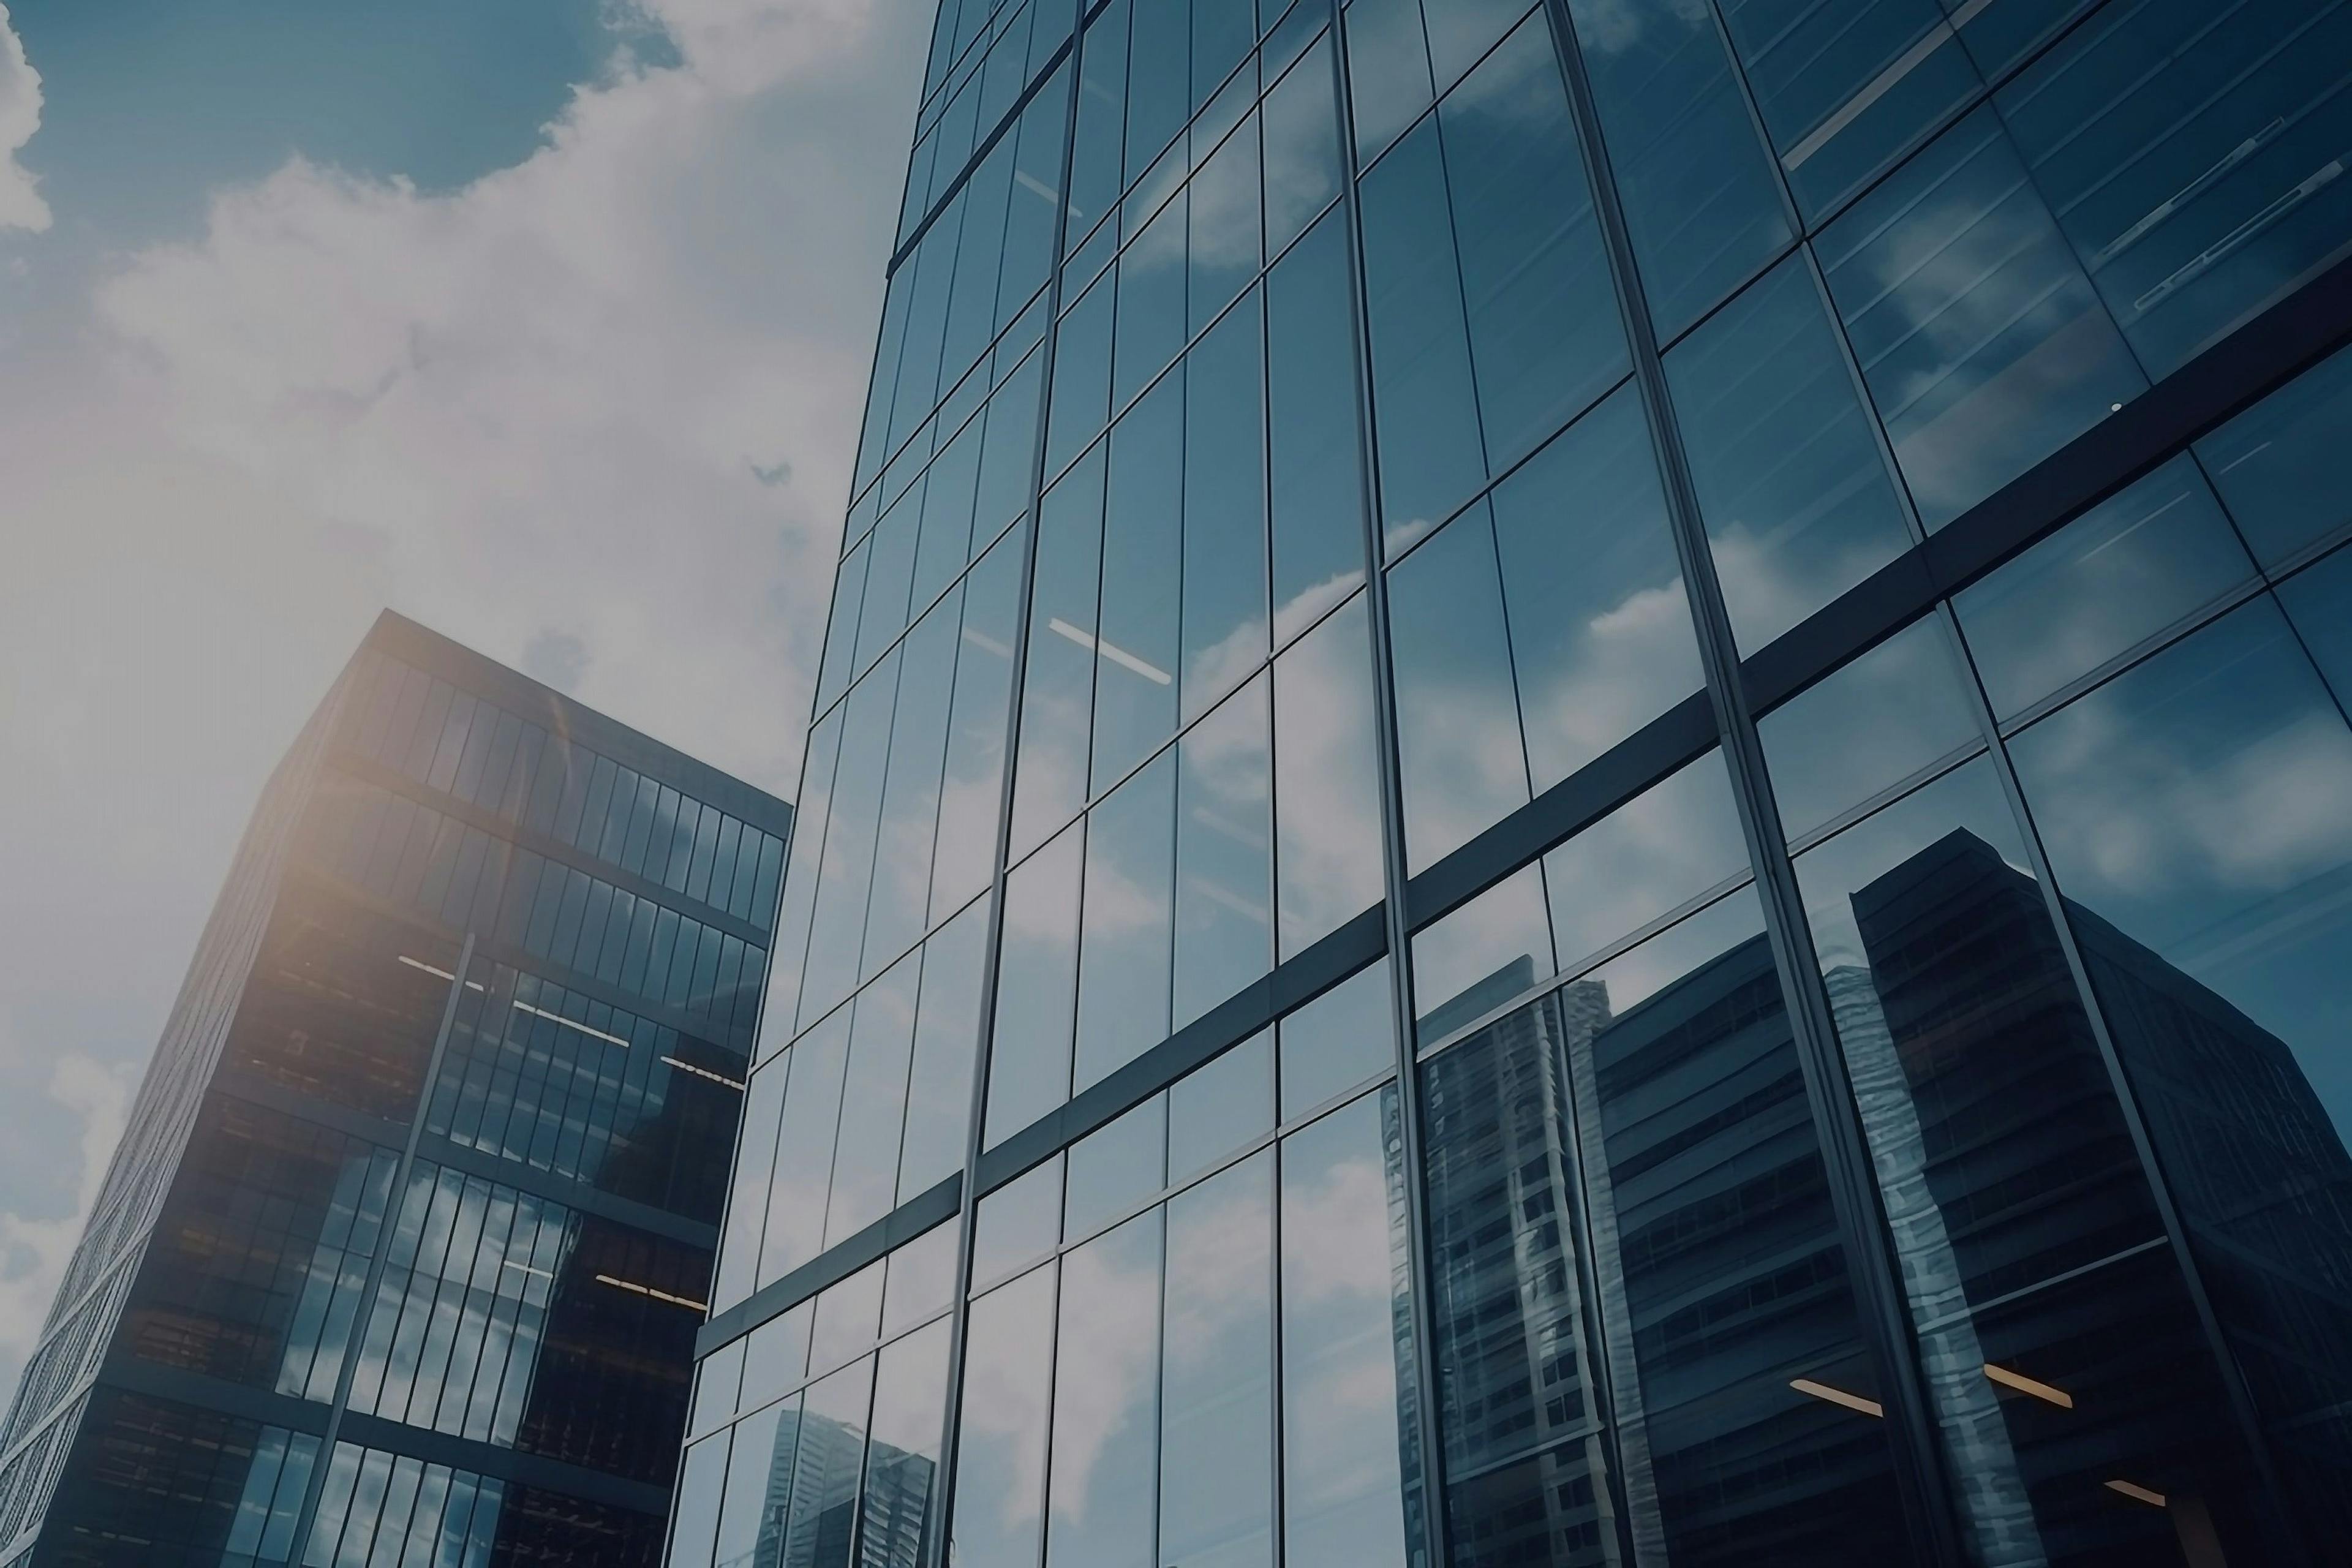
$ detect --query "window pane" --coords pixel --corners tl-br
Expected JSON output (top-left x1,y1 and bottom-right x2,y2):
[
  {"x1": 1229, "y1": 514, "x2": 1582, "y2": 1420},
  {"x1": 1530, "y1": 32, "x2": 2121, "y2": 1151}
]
[
  {"x1": 1012, "y1": 446, "x2": 1106, "y2": 859},
  {"x1": 2007, "y1": 600, "x2": 2352, "y2": 1530},
  {"x1": 1044, "y1": 1210, "x2": 1165, "y2": 1568},
  {"x1": 1267, "y1": 209, "x2": 1370, "y2": 645},
  {"x1": 932, "y1": 518, "x2": 1026, "y2": 919},
  {"x1": 988, "y1": 822, "x2": 1085, "y2": 1144},
  {"x1": 883, "y1": 1223, "x2": 960, "y2": 1338},
  {"x1": 863, "y1": 586, "x2": 964, "y2": 981},
  {"x1": 864, "y1": 1319, "x2": 951, "y2": 1568},
  {"x1": 1047, "y1": 271, "x2": 1114, "y2": 477},
  {"x1": 1441, "y1": 14, "x2": 1627, "y2": 473},
  {"x1": 1566, "y1": 0, "x2": 1790, "y2": 337},
  {"x1": 2000, "y1": 0, "x2": 2352, "y2": 377},
  {"x1": 1170, "y1": 1028, "x2": 1275, "y2": 1182},
  {"x1": 742, "y1": 1302, "x2": 813, "y2": 1412},
  {"x1": 778, "y1": 1358, "x2": 873, "y2": 1568},
  {"x1": 1388, "y1": 501, "x2": 1529, "y2": 873},
  {"x1": 1066, "y1": 1095, "x2": 1169, "y2": 1237},
  {"x1": 1191, "y1": 113, "x2": 1263, "y2": 336},
  {"x1": 1758, "y1": 615, "x2": 1981, "y2": 844},
  {"x1": 900, "y1": 895, "x2": 992, "y2": 1199},
  {"x1": 759, "y1": 1012, "x2": 853, "y2": 1287},
  {"x1": 1279, "y1": 958, "x2": 1395, "y2": 1121},
  {"x1": 2196, "y1": 338, "x2": 2352, "y2": 570},
  {"x1": 669, "y1": 1433, "x2": 728, "y2": 1568},
  {"x1": 974, "y1": 1155, "x2": 1066, "y2": 1287},
  {"x1": 1115, "y1": 195, "x2": 1189, "y2": 415},
  {"x1": 1819, "y1": 107, "x2": 2145, "y2": 532},
  {"x1": 800, "y1": 649, "x2": 903, "y2": 1030},
  {"x1": 1344, "y1": 0, "x2": 1433, "y2": 167},
  {"x1": 1273, "y1": 593, "x2": 1384, "y2": 959},
  {"x1": 1076, "y1": 752, "x2": 1178, "y2": 1090},
  {"x1": 714, "y1": 1397, "x2": 794, "y2": 1568},
  {"x1": 1491, "y1": 384, "x2": 1703, "y2": 793},
  {"x1": 1174, "y1": 673, "x2": 1275, "y2": 1029},
  {"x1": 1159, "y1": 1151, "x2": 1275, "y2": 1568},
  {"x1": 713, "y1": 1057, "x2": 786, "y2": 1310},
  {"x1": 1360, "y1": 116, "x2": 1486, "y2": 554},
  {"x1": 1953, "y1": 457, "x2": 2254, "y2": 721},
  {"x1": 1543, "y1": 750, "x2": 1750, "y2": 975},
  {"x1": 2277, "y1": 544, "x2": 2352, "y2": 707},
  {"x1": 1281, "y1": 1088, "x2": 1421, "y2": 1568},
  {"x1": 1262, "y1": 37, "x2": 1341, "y2": 257},
  {"x1": 1181, "y1": 291, "x2": 1270, "y2": 725},
  {"x1": 949, "y1": 1265, "x2": 1058, "y2": 1568},
  {"x1": 1412, "y1": 862, "x2": 1553, "y2": 1044},
  {"x1": 1095, "y1": 375, "x2": 1186, "y2": 790},
  {"x1": 1668, "y1": 253, "x2": 1914, "y2": 653},
  {"x1": 825, "y1": 954, "x2": 921, "y2": 1247}
]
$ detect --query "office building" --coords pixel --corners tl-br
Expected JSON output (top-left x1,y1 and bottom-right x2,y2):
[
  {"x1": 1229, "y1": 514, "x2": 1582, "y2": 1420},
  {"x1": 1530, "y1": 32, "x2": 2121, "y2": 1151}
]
[
  {"x1": 673, "y1": 0, "x2": 2352, "y2": 1562},
  {"x1": 0, "y1": 612, "x2": 791, "y2": 1566}
]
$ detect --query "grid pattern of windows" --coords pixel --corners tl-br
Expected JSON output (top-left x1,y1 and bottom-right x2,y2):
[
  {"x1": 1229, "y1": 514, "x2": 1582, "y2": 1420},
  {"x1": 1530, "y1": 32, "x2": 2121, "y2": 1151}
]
[{"x1": 687, "y1": 0, "x2": 2352, "y2": 1563}]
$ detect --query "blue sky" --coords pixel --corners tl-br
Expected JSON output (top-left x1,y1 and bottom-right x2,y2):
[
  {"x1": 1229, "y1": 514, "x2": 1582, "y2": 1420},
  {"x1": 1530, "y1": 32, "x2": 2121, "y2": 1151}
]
[{"x1": 0, "y1": 0, "x2": 924, "y2": 1391}]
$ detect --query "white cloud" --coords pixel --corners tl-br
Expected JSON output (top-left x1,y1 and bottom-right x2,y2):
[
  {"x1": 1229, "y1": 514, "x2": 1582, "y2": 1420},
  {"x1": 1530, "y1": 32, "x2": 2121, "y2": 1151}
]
[
  {"x1": 0, "y1": 1048, "x2": 135, "y2": 1393},
  {"x1": 0, "y1": 2, "x2": 47, "y2": 232}
]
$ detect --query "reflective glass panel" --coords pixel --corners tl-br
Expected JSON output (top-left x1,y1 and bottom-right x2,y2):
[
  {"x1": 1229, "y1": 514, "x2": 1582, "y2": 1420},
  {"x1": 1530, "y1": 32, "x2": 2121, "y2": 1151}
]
[
  {"x1": 1273, "y1": 593, "x2": 1384, "y2": 960},
  {"x1": 973, "y1": 1155, "x2": 1066, "y2": 1288},
  {"x1": 1759, "y1": 615, "x2": 1981, "y2": 844},
  {"x1": 1542, "y1": 750, "x2": 1751, "y2": 974},
  {"x1": 1262, "y1": 36, "x2": 1342, "y2": 256},
  {"x1": 2196, "y1": 338, "x2": 2352, "y2": 570},
  {"x1": 1066, "y1": 1095, "x2": 1170, "y2": 1238},
  {"x1": 1279, "y1": 958, "x2": 1396, "y2": 1120},
  {"x1": 1159, "y1": 1150, "x2": 1276, "y2": 1568},
  {"x1": 1412, "y1": 862, "x2": 1554, "y2": 1044},
  {"x1": 1076, "y1": 752, "x2": 1178, "y2": 1090},
  {"x1": 950, "y1": 1266, "x2": 1058, "y2": 1568},
  {"x1": 1012, "y1": 447, "x2": 1106, "y2": 859},
  {"x1": 865, "y1": 1319, "x2": 951, "y2": 1568},
  {"x1": 1180, "y1": 295, "x2": 1271, "y2": 724},
  {"x1": 989, "y1": 821, "x2": 1085, "y2": 1146},
  {"x1": 1170, "y1": 1028, "x2": 1275, "y2": 1182},
  {"x1": 1174, "y1": 674, "x2": 1274, "y2": 1029},
  {"x1": 932, "y1": 519, "x2": 1027, "y2": 919},
  {"x1": 826, "y1": 956, "x2": 921, "y2": 1247},
  {"x1": 1267, "y1": 210, "x2": 1370, "y2": 646},
  {"x1": 900, "y1": 896, "x2": 992, "y2": 1200},
  {"x1": 760, "y1": 1008, "x2": 851, "y2": 1286},
  {"x1": 1044, "y1": 1210, "x2": 1165, "y2": 1568}
]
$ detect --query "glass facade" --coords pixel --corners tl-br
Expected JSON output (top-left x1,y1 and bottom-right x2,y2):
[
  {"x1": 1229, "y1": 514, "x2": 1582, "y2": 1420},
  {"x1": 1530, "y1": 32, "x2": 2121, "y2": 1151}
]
[
  {"x1": 685, "y1": 0, "x2": 2352, "y2": 1562},
  {"x1": 0, "y1": 612, "x2": 790, "y2": 1568}
]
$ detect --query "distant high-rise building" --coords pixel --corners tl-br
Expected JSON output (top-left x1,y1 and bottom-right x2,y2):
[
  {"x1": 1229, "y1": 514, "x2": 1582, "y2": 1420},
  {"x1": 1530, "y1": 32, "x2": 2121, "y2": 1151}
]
[
  {"x1": 0, "y1": 612, "x2": 790, "y2": 1567},
  {"x1": 671, "y1": 0, "x2": 2352, "y2": 1563}
]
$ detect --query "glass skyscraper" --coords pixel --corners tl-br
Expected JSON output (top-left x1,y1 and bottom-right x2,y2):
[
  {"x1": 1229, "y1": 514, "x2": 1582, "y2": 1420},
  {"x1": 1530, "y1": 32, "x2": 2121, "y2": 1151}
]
[
  {"x1": 682, "y1": 0, "x2": 2352, "y2": 1564},
  {"x1": 0, "y1": 612, "x2": 790, "y2": 1567}
]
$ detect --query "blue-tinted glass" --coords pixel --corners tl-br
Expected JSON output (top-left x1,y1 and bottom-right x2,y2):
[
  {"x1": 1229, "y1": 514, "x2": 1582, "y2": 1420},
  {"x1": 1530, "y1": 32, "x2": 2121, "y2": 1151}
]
[
  {"x1": 1412, "y1": 862, "x2": 1553, "y2": 1043},
  {"x1": 1490, "y1": 385, "x2": 1702, "y2": 792},
  {"x1": 1668, "y1": 254, "x2": 1915, "y2": 652},
  {"x1": 691, "y1": 1341, "x2": 743, "y2": 1439},
  {"x1": 760, "y1": 1008, "x2": 851, "y2": 1285},
  {"x1": 1170, "y1": 1028, "x2": 1275, "y2": 1181},
  {"x1": 973, "y1": 1157, "x2": 1066, "y2": 1286},
  {"x1": 815, "y1": 538, "x2": 869, "y2": 715},
  {"x1": 1423, "y1": 0, "x2": 1530, "y2": 91},
  {"x1": 1181, "y1": 292, "x2": 1270, "y2": 723},
  {"x1": 862, "y1": 586, "x2": 962, "y2": 979},
  {"x1": 1820, "y1": 107, "x2": 2146, "y2": 532},
  {"x1": 1441, "y1": 15, "x2": 1626, "y2": 472},
  {"x1": 987, "y1": 823, "x2": 1085, "y2": 1144},
  {"x1": 1159, "y1": 1151, "x2": 1275, "y2": 1568},
  {"x1": 799, "y1": 648, "x2": 902, "y2": 1028},
  {"x1": 1420, "y1": 986, "x2": 1600, "y2": 1479},
  {"x1": 714, "y1": 1398, "x2": 793, "y2": 1568},
  {"x1": 1387, "y1": 502, "x2": 1529, "y2": 871},
  {"x1": 1066, "y1": 1095, "x2": 1169, "y2": 1236},
  {"x1": 2001, "y1": 0, "x2": 2352, "y2": 378},
  {"x1": 1267, "y1": 209, "x2": 1370, "y2": 644},
  {"x1": 1190, "y1": 115, "x2": 1263, "y2": 335},
  {"x1": 1719, "y1": 0, "x2": 1983, "y2": 222},
  {"x1": 893, "y1": 211, "x2": 962, "y2": 456},
  {"x1": 1279, "y1": 958, "x2": 1396, "y2": 1120},
  {"x1": 670, "y1": 1433, "x2": 728, "y2": 1568},
  {"x1": 974, "y1": 352, "x2": 1044, "y2": 550},
  {"x1": 1280, "y1": 1087, "x2": 1421, "y2": 1568},
  {"x1": 883, "y1": 1223, "x2": 959, "y2": 1337},
  {"x1": 1070, "y1": 0, "x2": 1133, "y2": 251},
  {"x1": 1760, "y1": 615, "x2": 1981, "y2": 843},
  {"x1": 1262, "y1": 37, "x2": 1342, "y2": 258},
  {"x1": 1344, "y1": 0, "x2": 1434, "y2": 165},
  {"x1": 1095, "y1": 375, "x2": 1186, "y2": 788},
  {"x1": 1011, "y1": 446, "x2": 1106, "y2": 858},
  {"x1": 1046, "y1": 271, "x2": 1114, "y2": 477},
  {"x1": 825, "y1": 955, "x2": 921, "y2": 1247},
  {"x1": 2008, "y1": 599, "x2": 2352, "y2": 1532},
  {"x1": 742, "y1": 1300, "x2": 813, "y2": 1411},
  {"x1": 944, "y1": 150, "x2": 1016, "y2": 393},
  {"x1": 2278, "y1": 545, "x2": 2352, "y2": 707},
  {"x1": 1360, "y1": 116, "x2": 1487, "y2": 554},
  {"x1": 1044, "y1": 1210, "x2": 1165, "y2": 1568},
  {"x1": 1076, "y1": 753, "x2": 1178, "y2": 1090},
  {"x1": 1273, "y1": 594, "x2": 1385, "y2": 959},
  {"x1": 1114, "y1": 194, "x2": 1189, "y2": 412},
  {"x1": 779, "y1": 1358, "x2": 873, "y2": 1568},
  {"x1": 864, "y1": 1319, "x2": 949, "y2": 1568},
  {"x1": 1129, "y1": 0, "x2": 1194, "y2": 178},
  {"x1": 1796, "y1": 761, "x2": 2287, "y2": 1558},
  {"x1": 900, "y1": 896, "x2": 992, "y2": 1199},
  {"x1": 913, "y1": 419, "x2": 982, "y2": 609},
  {"x1": 1566, "y1": 0, "x2": 1790, "y2": 337},
  {"x1": 950, "y1": 1260, "x2": 1063, "y2": 1568},
  {"x1": 932, "y1": 519, "x2": 1025, "y2": 918},
  {"x1": 1196, "y1": 0, "x2": 1256, "y2": 110},
  {"x1": 808, "y1": 1259, "x2": 885, "y2": 1378},
  {"x1": 1001, "y1": 69, "x2": 1070, "y2": 322},
  {"x1": 1569, "y1": 889, "x2": 1914, "y2": 1557},
  {"x1": 1953, "y1": 456, "x2": 2254, "y2": 721},
  {"x1": 714, "y1": 1054, "x2": 785, "y2": 1310},
  {"x1": 2196, "y1": 339, "x2": 2352, "y2": 570},
  {"x1": 1174, "y1": 674, "x2": 1274, "y2": 1029},
  {"x1": 1544, "y1": 750, "x2": 1749, "y2": 972}
]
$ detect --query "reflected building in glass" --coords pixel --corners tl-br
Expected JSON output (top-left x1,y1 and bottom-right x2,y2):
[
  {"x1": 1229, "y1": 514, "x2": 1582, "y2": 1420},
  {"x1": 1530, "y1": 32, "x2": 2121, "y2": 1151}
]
[
  {"x1": 676, "y1": 0, "x2": 2352, "y2": 1563},
  {"x1": 0, "y1": 612, "x2": 790, "y2": 1567}
]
